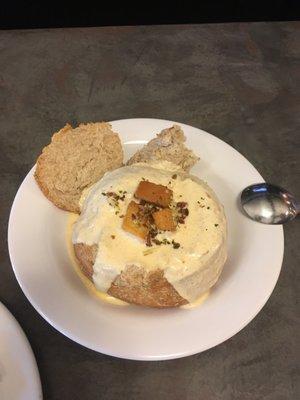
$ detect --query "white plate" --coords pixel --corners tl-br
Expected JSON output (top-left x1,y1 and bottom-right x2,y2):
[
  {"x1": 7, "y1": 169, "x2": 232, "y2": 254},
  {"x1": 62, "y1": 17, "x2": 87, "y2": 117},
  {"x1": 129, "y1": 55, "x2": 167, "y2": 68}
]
[
  {"x1": 8, "y1": 118, "x2": 284, "y2": 360},
  {"x1": 0, "y1": 302, "x2": 42, "y2": 399}
]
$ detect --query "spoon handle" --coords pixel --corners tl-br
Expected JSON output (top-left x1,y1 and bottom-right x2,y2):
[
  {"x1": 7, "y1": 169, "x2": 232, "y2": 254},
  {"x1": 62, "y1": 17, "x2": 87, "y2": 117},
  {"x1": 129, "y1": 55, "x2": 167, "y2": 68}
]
[{"x1": 295, "y1": 202, "x2": 300, "y2": 215}]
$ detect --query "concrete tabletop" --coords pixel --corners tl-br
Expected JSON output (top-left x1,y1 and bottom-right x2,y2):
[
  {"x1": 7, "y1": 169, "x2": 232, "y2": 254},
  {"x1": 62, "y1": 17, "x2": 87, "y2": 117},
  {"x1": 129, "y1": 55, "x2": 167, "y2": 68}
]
[{"x1": 0, "y1": 22, "x2": 299, "y2": 400}]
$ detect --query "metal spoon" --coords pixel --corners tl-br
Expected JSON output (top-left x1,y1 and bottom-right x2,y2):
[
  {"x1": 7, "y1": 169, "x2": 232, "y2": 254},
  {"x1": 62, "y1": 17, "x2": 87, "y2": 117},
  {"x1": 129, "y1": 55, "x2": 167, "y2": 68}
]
[{"x1": 241, "y1": 183, "x2": 299, "y2": 224}]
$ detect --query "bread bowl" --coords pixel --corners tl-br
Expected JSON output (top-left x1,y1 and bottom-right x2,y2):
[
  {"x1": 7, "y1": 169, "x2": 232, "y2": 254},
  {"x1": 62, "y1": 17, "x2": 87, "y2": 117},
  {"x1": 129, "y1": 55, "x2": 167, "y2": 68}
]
[
  {"x1": 34, "y1": 122, "x2": 227, "y2": 308},
  {"x1": 73, "y1": 162, "x2": 227, "y2": 307}
]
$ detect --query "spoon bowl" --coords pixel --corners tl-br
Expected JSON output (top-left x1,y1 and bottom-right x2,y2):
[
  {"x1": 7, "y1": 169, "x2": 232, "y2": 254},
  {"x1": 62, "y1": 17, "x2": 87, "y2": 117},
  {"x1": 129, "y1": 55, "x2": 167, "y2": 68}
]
[{"x1": 241, "y1": 183, "x2": 299, "y2": 224}]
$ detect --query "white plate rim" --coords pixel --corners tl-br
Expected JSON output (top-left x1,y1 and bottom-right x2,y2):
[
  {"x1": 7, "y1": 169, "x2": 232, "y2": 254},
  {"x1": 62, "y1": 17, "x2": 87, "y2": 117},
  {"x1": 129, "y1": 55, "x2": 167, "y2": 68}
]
[
  {"x1": 0, "y1": 302, "x2": 43, "y2": 399},
  {"x1": 8, "y1": 118, "x2": 284, "y2": 360}
]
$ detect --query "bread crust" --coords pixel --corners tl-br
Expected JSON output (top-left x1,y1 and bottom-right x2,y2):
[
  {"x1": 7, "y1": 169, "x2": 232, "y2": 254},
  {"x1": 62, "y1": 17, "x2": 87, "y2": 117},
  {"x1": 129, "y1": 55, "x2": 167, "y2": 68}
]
[
  {"x1": 74, "y1": 243, "x2": 188, "y2": 308},
  {"x1": 73, "y1": 243, "x2": 97, "y2": 280},
  {"x1": 127, "y1": 125, "x2": 199, "y2": 171},
  {"x1": 35, "y1": 122, "x2": 123, "y2": 213}
]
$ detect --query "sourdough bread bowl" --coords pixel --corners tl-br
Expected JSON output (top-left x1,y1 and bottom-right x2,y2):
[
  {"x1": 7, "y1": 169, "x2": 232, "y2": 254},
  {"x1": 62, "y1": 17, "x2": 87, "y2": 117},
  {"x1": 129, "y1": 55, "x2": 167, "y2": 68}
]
[
  {"x1": 72, "y1": 162, "x2": 227, "y2": 308},
  {"x1": 35, "y1": 122, "x2": 227, "y2": 308}
]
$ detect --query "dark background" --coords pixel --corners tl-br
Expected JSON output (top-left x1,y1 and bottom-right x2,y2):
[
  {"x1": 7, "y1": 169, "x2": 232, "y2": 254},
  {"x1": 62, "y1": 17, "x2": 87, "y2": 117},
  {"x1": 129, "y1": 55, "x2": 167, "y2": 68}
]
[{"x1": 1, "y1": 0, "x2": 299, "y2": 29}]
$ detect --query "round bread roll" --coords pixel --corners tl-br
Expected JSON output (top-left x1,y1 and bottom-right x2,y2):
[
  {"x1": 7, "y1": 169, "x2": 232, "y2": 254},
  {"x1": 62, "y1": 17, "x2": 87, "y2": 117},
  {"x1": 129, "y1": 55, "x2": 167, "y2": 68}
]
[
  {"x1": 72, "y1": 162, "x2": 227, "y2": 308},
  {"x1": 35, "y1": 122, "x2": 123, "y2": 213}
]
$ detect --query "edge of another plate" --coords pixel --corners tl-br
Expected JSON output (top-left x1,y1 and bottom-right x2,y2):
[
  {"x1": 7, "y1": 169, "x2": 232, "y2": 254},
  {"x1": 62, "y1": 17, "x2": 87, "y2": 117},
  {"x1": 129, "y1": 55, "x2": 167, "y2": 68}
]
[{"x1": 0, "y1": 302, "x2": 43, "y2": 399}]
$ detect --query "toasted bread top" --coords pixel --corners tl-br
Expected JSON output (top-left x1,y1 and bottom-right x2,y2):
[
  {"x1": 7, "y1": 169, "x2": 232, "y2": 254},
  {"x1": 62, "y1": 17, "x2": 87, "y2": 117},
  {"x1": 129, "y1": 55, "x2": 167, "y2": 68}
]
[
  {"x1": 35, "y1": 122, "x2": 123, "y2": 213},
  {"x1": 127, "y1": 125, "x2": 199, "y2": 171}
]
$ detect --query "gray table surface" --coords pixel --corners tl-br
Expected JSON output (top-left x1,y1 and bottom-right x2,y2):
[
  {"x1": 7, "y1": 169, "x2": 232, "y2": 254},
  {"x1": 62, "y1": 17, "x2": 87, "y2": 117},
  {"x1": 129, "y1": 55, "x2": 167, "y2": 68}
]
[{"x1": 0, "y1": 22, "x2": 299, "y2": 400}]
